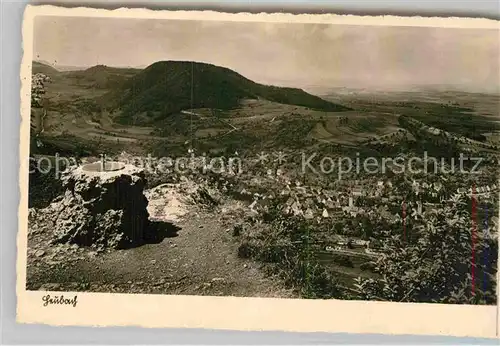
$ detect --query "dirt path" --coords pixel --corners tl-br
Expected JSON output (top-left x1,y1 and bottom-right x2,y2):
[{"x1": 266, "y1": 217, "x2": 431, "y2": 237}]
[
  {"x1": 82, "y1": 211, "x2": 293, "y2": 297},
  {"x1": 27, "y1": 201, "x2": 294, "y2": 298}
]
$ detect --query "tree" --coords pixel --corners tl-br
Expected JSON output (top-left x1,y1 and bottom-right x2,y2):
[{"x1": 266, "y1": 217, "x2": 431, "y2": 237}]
[
  {"x1": 31, "y1": 73, "x2": 49, "y2": 108},
  {"x1": 355, "y1": 195, "x2": 497, "y2": 304},
  {"x1": 30, "y1": 73, "x2": 51, "y2": 154}
]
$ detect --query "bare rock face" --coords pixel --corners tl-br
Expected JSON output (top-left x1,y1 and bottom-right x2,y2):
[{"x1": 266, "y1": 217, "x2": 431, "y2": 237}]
[{"x1": 49, "y1": 162, "x2": 150, "y2": 249}]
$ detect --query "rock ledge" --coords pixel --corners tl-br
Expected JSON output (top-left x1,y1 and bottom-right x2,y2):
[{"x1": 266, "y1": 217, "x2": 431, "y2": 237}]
[{"x1": 43, "y1": 162, "x2": 151, "y2": 249}]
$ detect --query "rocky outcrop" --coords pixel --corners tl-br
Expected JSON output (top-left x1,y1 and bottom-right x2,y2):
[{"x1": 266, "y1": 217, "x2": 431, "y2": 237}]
[{"x1": 42, "y1": 162, "x2": 150, "y2": 249}]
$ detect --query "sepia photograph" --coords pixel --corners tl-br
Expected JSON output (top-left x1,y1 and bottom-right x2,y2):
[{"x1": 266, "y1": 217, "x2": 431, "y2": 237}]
[{"x1": 17, "y1": 5, "x2": 500, "y2": 336}]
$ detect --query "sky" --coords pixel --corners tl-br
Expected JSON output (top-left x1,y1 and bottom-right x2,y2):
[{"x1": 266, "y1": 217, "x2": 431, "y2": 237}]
[{"x1": 33, "y1": 16, "x2": 499, "y2": 92}]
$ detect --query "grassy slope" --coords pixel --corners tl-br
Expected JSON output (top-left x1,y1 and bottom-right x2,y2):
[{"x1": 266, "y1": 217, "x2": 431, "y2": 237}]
[
  {"x1": 65, "y1": 65, "x2": 141, "y2": 90},
  {"x1": 32, "y1": 61, "x2": 60, "y2": 75}
]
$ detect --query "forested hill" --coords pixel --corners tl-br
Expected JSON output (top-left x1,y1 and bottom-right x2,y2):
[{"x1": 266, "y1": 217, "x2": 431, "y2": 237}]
[{"x1": 101, "y1": 60, "x2": 351, "y2": 121}]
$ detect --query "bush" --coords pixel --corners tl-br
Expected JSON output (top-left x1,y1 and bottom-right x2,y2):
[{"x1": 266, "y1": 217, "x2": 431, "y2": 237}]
[
  {"x1": 355, "y1": 196, "x2": 498, "y2": 304},
  {"x1": 232, "y1": 224, "x2": 243, "y2": 237},
  {"x1": 237, "y1": 241, "x2": 256, "y2": 258},
  {"x1": 237, "y1": 214, "x2": 344, "y2": 299}
]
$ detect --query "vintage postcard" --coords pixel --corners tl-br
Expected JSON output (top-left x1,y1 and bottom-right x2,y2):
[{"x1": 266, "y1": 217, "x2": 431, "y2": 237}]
[{"x1": 17, "y1": 4, "x2": 500, "y2": 337}]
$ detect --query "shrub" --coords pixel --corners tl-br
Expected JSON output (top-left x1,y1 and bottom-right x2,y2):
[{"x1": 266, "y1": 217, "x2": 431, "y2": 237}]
[
  {"x1": 233, "y1": 224, "x2": 243, "y2": 237},
  {"x1": 237, "y1": 214, "x2": 344, "y2": 299}
]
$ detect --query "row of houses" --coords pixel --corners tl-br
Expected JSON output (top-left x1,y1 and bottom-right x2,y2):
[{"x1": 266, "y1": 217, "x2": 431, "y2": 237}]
[
  {"x1": 456, "y1": 184, "x2": 497, "y2": 195},
  {"x1": 327, "y1": 235, "x2": 383, "y2": 251}
]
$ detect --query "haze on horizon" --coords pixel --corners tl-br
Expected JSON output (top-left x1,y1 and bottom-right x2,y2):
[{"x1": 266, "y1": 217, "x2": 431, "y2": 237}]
[{"x1": 33, "y1": 16, "x2": 499, "y2": 93}]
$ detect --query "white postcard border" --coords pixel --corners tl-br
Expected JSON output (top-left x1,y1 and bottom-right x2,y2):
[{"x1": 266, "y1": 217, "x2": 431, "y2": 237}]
[{"x1": 17, "y1": 4, "x2": 500, "y2": 338}]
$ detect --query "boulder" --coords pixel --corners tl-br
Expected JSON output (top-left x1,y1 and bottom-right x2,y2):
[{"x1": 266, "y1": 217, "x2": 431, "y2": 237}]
[{"x1": 48, "y1": 161, "x2": 150, "y2": 249}]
